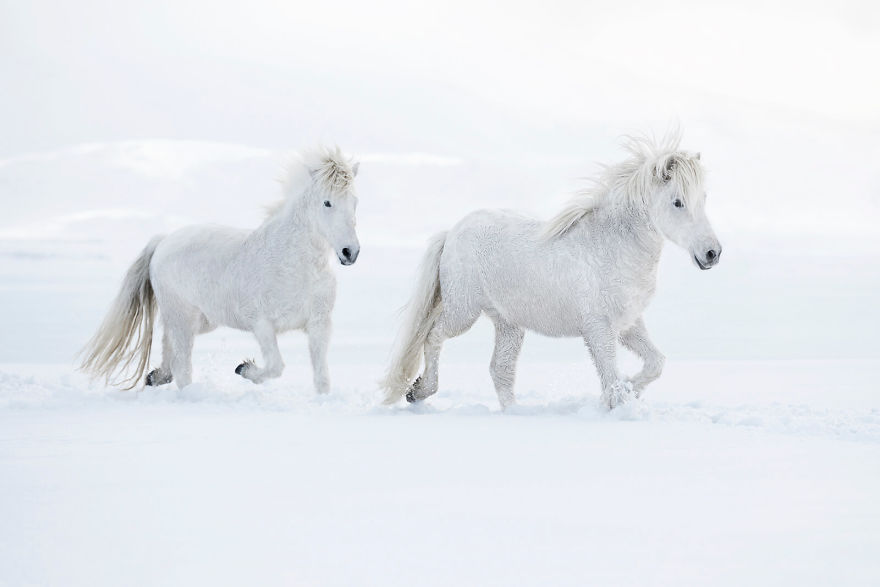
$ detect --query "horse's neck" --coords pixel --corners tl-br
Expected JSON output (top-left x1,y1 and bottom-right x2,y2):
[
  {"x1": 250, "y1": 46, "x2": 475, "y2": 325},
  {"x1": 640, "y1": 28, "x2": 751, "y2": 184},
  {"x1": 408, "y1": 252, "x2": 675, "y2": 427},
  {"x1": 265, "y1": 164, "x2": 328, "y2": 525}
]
[
  {"x1": 583, "y1": 204, "x2": 663, "y2": 265},
  {"x1": 252, "y1": 197, "x2": 328, "y2": 263}
]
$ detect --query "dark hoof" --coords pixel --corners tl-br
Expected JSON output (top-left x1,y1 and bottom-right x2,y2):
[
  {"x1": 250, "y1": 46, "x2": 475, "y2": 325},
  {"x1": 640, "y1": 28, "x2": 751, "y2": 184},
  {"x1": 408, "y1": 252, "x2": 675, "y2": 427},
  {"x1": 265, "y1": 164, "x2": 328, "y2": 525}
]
[
  {"x1": 235, "y1": 359, "x2": 255, "y2": 376},
  {"x1": 145, "y1": 368, "x2": 171, "y2": 387},
  {"x1": 405, "y1": 376, "x2": 423, "y2": 403}
]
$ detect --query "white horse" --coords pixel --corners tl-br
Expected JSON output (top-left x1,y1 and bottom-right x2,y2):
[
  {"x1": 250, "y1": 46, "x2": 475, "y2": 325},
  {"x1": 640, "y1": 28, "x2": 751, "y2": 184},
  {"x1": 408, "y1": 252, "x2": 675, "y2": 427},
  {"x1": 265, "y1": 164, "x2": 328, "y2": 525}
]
[
  {"x1": 382, "y1": 132, "x2": 721, "y2": 409},
  {"x1": 80, "y1": 146, "x2": 360, "y2": 392}
]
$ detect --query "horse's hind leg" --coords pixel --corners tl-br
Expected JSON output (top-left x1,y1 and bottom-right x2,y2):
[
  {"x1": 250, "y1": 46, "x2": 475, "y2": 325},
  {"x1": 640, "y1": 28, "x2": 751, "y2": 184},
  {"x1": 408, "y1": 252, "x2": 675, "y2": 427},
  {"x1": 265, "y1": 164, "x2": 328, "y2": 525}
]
[
  {"x1": 407, "y1": 302, "x2": 480, "y2": 403},
  {"x1": 154, "y1": 306, "x2": 198, "y2": 389},
  {"x1": 146, "y1": 309, "x2": 203, "y2": 387},
  {"x1": 168, "y1": 322, "x2": 196, "y2": 389},
  {"x1": 145, "y1": 329, "x2": 174, "y2": 386},
  {"x1": 488, "y1": 312, "x2": 524, "y2": 410},
  {"x1": 406, "y1": 324, "x2": 444, "y2": 402},
  {"x1": 236, "y1": 319, "x2": 284, "y2": 384}
]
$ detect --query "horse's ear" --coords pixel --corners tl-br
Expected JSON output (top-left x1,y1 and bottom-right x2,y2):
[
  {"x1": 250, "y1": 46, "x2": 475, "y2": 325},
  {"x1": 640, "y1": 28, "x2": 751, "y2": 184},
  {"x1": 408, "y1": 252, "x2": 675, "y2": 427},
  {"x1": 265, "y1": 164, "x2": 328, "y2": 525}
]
[
  {"x1": 352, "y1": 162, "x2": 360, "y2": 177},
  {"x1": 656, "y1": 157, "x2": 675, "y2": 182}
]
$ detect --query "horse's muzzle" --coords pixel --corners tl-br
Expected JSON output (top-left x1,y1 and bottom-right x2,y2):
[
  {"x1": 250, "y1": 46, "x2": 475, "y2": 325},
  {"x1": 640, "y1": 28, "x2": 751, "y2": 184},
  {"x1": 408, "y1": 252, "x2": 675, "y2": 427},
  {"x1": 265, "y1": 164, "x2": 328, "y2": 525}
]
[
  {"x1": 694, "y1": 247, "x2": 721, "y2": 270},
  {"x1": 338, "y1": 246, "x2": 359, "y2": 266}
]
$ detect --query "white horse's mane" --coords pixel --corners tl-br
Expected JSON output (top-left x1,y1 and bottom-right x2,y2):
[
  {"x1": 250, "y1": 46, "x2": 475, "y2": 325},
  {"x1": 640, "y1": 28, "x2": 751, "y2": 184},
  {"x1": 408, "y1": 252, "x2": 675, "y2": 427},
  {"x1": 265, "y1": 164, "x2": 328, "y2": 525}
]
[
  {"x1": 267, "y1": 146, "x2": 358, "y2": 217},
  {"x1": 542, "y1": 130, "x2": 704, "y2": 239}
]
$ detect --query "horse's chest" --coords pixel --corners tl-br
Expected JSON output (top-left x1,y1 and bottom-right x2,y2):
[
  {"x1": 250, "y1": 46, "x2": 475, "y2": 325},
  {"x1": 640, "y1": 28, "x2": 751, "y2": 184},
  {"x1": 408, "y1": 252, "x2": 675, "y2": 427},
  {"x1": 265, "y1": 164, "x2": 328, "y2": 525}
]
[
  {"x1": 267, "y1": 267, "x2": 335, "y2": 330},
  {"x1": 592, "y1": 262, "x2": 657, "y2": 328}
]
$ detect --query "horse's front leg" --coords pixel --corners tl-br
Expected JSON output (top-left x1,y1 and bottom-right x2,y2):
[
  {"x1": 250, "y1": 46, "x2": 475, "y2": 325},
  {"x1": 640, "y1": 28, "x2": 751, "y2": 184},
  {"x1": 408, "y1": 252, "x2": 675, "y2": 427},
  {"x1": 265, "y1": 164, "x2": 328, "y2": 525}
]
[
  {"x1": 236, "y1": 319, "x2": 284, "y2": 384},
  {"x1": 583, "y1": 317, "x2": 632, "y2": 409},
  {"x1": 619, "y1": 317, "x2": 665, "y2": 398},
  {"x1": 306, "y1": 318, "x2": 331, "y2": 394}
]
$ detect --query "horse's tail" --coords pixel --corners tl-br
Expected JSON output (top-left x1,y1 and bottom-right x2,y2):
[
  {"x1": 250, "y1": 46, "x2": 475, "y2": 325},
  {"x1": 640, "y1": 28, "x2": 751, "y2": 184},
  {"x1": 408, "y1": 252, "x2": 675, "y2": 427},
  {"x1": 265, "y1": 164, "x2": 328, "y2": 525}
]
[
  {"x1": 79, "y1": 235, "x2": 163, "y2": 389},
  {"x1": 381, "y1": 231, "x2": 447, "y2": 404}
]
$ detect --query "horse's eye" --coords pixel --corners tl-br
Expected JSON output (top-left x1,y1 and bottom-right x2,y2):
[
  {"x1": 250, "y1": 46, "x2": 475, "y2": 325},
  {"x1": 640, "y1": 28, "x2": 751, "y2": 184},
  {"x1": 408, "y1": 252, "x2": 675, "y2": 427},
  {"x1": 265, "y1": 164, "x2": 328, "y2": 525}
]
[
  {"x1": 673, "y1": 199, "x2": 684, "y2": 208},
  {"x1": 323, "y1": 200, "x2": 332, "y2": 208}
]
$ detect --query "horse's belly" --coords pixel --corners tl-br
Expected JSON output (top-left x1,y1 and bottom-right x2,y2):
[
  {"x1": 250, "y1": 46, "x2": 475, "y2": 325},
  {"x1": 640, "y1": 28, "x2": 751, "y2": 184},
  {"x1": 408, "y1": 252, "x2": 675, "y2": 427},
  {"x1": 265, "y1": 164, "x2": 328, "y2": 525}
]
[
  {"x1": 514, "y1": 313, "x2": 583, "y2": 338},
  {"x1": 275, "y1": 309, "x2": 308, "y2": 332},
  {"x1": 488, "y1": 290, "x2": 585, "y2": 338},
  {"x1": 485, "y1": 274, "x2": 654, "y2": 338}
]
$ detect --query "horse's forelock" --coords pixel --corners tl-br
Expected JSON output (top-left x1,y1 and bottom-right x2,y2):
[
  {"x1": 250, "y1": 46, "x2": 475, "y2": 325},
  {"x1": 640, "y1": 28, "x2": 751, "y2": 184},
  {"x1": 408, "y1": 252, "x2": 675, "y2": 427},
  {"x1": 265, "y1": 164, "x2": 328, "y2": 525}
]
[
  {"x1": 307, "y1": 146, "x2": 356, "y2": 194},
  {"x1": 661, "y1": 151, "x2": 705, "y2": 207}
]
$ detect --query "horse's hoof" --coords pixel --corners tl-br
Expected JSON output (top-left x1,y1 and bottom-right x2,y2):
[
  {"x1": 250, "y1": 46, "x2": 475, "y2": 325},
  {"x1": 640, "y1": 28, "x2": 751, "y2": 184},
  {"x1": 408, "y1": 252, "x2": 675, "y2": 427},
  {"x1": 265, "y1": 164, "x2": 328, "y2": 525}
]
[
  {"x1": 145, "y1": 368, "x2": 171, "y2": 387},
  {"x1": 603, "y1": 380, "x2": 634, "y2": 410},
  {"x1": 235, "y1": 359, "x2": 255, "y2": 376},
  {"x1": 405, "y1": 376, "x2": 423, "y2": 403}
]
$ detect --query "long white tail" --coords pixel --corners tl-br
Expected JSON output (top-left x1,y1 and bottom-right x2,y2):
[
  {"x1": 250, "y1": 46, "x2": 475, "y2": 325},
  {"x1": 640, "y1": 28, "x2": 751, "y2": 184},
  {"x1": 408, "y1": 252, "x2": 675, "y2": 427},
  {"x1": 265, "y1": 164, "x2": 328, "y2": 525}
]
[
  {"x1": 79, "y1": 236, "x2": 163, "y2": 389},
  {"x1": 381, "y1": 231, "x2": 447, "y2": 404}
]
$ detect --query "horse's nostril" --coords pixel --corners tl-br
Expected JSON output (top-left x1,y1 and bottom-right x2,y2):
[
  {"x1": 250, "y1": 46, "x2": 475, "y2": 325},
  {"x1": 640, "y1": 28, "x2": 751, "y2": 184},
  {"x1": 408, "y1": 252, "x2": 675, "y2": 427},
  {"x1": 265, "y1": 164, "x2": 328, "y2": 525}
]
[
  {"x1": 342, "y1": 248, "x2": 351, "y2": 259},
  {"x1": 706, "y1": 249, "x2": 717, "y2": 261}
]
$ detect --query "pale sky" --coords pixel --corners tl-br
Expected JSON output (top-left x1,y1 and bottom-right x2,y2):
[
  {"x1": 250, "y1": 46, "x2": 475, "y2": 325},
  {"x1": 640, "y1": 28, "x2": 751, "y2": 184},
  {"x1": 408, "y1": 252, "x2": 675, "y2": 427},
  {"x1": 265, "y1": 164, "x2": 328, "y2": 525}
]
[
  {"x1": 2, "y1": 0, "x2": 878, "y2": 156},
  {"x1": 1, "y1": 0, "x2": 879, "y2": 244}
]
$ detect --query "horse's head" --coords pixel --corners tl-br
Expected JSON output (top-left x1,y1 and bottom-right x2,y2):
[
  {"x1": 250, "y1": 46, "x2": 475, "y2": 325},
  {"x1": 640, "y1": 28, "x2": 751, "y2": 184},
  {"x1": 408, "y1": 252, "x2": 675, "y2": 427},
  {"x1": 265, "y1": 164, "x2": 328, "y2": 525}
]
[
  {"x1": 649, "y1": 151, "x2": 721, "y2": 270},
  {"x1": 307, "y1": 150, "x2": 361, "y2": 266}
]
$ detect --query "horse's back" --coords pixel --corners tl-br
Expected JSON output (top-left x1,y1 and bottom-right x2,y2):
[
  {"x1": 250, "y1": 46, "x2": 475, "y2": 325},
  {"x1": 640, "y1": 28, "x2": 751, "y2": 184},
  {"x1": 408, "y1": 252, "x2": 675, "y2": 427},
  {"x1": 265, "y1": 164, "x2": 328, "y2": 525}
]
[
  {"x1": 149, "y1": 224, "x2": 249, "y2": 315},
  {"x1": 152, "y1": 224, "x2": 246, "y2": 276},
  {"x1": 445, "y1": 208, "x2": 538, "y2": 250},
  {"x1": 442, "y1": 208, "x2": 535, "y2": 284}
]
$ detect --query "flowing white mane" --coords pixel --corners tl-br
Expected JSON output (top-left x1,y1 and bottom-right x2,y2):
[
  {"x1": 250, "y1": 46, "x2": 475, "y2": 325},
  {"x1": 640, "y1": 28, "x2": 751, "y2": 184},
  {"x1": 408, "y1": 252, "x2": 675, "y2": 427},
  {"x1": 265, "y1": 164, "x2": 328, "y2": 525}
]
[
  {"x1": 267, "y1": 146, "x2": 358, "y2": 217},
  {"x1": 542, "y1": 130, "x2": 704, "y2": 239}
]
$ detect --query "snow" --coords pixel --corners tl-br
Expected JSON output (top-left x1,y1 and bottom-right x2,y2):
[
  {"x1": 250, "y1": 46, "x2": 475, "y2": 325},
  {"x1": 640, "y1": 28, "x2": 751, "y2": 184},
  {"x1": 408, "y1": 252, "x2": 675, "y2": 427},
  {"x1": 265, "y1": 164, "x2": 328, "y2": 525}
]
[
  {"x1": 2, "y1": 356, "x2": 880, "y2": 585},
  {"x1": 2, "y1": 360, "x2": 880, "y2": 586},
  {"x1": 1, "y1": 139, "x2": 879, "y2": 585}
]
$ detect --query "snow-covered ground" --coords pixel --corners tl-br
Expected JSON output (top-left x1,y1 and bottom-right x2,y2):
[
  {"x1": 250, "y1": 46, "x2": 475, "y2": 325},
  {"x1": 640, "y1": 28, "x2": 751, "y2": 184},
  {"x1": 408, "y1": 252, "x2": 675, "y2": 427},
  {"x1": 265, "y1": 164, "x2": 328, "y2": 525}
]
[
  {"x1": 2, "y1": 359, "x2": 879, "y2": 586},
  {"x1": 1, "y1": 139, "x2": 879, "y2": 585}
]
